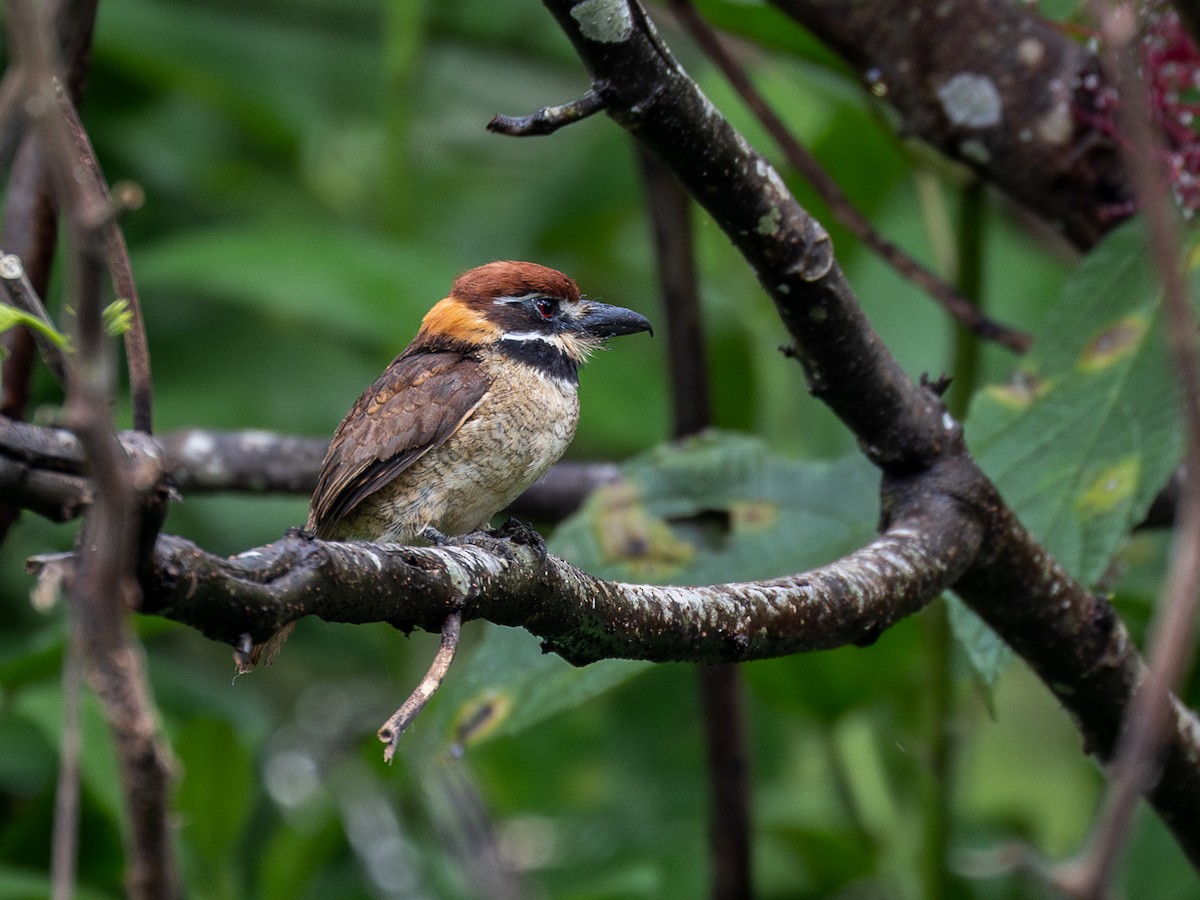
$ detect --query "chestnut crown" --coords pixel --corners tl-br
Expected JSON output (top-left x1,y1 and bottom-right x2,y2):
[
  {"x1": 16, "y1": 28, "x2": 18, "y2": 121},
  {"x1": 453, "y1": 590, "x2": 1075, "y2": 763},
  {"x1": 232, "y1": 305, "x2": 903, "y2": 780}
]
[{"x1": 411, "y1": 261, "x2": 652, "y2": 367}]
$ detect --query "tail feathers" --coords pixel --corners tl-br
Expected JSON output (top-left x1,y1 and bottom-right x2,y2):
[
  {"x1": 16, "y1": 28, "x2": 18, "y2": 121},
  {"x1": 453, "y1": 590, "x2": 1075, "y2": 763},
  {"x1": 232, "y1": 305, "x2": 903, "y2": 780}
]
[{"x1": 234, "y1": 622, "x2": 296, "y2": 674}]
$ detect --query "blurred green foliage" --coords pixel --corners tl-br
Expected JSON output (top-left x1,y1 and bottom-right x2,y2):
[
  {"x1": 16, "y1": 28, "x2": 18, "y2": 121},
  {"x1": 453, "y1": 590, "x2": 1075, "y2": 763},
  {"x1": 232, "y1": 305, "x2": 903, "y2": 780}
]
[{"x1": 1, "y1": 1, "x2": 1196, "y2": 898}]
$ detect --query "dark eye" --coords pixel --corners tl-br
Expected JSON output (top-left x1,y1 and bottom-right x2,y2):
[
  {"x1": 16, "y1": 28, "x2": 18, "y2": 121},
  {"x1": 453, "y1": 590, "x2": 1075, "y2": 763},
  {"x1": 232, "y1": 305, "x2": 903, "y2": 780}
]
[{"x1": 534, "y1": 297, "x2": 557, "y2": 320}]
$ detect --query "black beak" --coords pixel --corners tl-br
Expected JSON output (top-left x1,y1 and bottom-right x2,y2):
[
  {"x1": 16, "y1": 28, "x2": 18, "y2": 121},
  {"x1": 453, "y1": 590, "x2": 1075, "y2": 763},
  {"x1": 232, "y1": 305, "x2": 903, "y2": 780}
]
[{"x1": 577, "y1": 301, "x2": 654, "y2": 338}]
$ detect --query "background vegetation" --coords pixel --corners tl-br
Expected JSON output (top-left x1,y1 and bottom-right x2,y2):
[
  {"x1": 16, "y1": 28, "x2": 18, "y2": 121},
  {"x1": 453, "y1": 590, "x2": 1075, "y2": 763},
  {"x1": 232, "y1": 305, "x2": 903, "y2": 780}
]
[{"x1": 0, "y1": 0, "x2": 1193, "y2": 897}]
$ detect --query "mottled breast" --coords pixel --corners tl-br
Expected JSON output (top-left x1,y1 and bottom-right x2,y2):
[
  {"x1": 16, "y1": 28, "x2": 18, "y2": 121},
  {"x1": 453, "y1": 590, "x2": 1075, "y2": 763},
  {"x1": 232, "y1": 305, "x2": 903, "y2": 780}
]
[{"x1": 331, "y1": 353, "x2": 579, "y2": 542}]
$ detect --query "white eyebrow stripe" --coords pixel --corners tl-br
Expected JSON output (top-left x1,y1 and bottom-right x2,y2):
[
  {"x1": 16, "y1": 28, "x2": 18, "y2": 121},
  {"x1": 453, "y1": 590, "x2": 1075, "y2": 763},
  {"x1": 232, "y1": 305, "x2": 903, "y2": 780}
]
[
  {"x1": 492, "y1": 293, "x2": 544, "y2": 305},
  {"x1": 498, "y1": 331, "x2": 563, "y2": 343}
]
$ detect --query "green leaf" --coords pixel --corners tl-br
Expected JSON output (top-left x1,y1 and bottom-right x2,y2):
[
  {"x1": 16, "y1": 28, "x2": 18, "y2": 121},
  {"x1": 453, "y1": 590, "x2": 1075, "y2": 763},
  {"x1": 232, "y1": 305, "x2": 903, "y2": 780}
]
[
  {"x1": 13, "y1": 684, "x2": 123, "y2": 826},
  {"x1": 96, "y1": 0, "x2": 382, "y2": 146},
  {"x1": 552, "y1": 430, "x2": 879, "y2": 586},
  {"x1": 966, "y1": 217, "x2": 1180, "y2": 586},
  {"x1": 0, "y1": 866, "x2": 117, "y2": 900},
  {"x1": 428, "y1": 625, "x2": 647, "y2": 752},
  {"x1": 134, "y1": 223, "x2": 456, "y2": 345},
  {"x1": 944, "y1": 594, "x2": 1012, "y2": 713},
  {"x1": 174, "y1": 716, "x2": 254, "y2": 867},
  {"x1": 690, "y1": 0, "x2": 851, "y2": 73},
  {"x1": 257, "y1": 813, "x2": 347, "y2": 900},
  {"x1": 428, "y1": 432, "x2": 880, "y2": 751}
]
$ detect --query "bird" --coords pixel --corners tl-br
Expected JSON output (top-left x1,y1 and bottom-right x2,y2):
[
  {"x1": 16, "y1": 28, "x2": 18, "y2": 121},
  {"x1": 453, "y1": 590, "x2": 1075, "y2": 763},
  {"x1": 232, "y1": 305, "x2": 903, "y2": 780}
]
[
  {"x1": 234, "y1": 261, "x2": 649, "y2": 675},
  {"x1": 305, "y1": 260, "x2": 653, "y2": 544}
]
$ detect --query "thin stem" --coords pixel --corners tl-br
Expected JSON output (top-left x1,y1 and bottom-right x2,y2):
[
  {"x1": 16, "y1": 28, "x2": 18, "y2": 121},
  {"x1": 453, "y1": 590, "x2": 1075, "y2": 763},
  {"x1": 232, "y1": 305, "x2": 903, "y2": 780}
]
[
  {"x1": 638, "y1": 143, "x2": 751, "y2": 899},
  {"x1": 379, "y1": 610, "x2": 463, "y2": 763},
  {"x1": 920, "y1": 601, "x2": 953, "y2": 900},
  {"x1": 919, "y1": 179, "x2": 986, "y2": 900},
  {"x1": 0, "y1": 252, "x2": 68, "y2": 381},
  {"x1": 1060, "y1": 3, "x2": 1200, "y2": 894},
  {"x1": 946, "y1": 184, "x2": 986, "y2": 419},
  {"x1": 51, "y1": 90, "x2": 154, "y2": 433},
  {"x1": 638, "y1": 146, "x2": 711, "y2": 436},
  {"x1": 50, "y1": 606, "x2": 82, "y2": 900}
]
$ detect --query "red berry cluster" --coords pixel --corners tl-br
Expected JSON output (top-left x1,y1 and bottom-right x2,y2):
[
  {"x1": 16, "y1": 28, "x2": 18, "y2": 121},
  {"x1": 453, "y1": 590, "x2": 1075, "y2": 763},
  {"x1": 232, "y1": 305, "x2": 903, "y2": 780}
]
[
  {"x1": 1140, "y1": 11, "x2": 1200, "y2": 213},
  {"x1": 1068, "y1": 9, "x2": 1200, "y2": 219}
]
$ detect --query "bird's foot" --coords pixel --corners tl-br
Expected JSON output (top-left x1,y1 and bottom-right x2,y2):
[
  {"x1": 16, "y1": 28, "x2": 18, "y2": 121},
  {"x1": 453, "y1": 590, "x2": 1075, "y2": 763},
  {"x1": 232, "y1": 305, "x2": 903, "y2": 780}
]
[
  {"x1": 491, "y1": 517, "x2": 546, "y2": 552},
  {"x1": 418, "y1": 525, "x2": 455, "y2": 547}
]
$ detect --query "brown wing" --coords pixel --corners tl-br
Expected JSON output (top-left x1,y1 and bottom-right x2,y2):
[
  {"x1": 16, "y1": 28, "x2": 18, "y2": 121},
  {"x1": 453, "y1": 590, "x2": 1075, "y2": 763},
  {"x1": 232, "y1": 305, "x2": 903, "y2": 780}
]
[{"x1": 308, "y1": 351, "x2": 489, "y2": 536}]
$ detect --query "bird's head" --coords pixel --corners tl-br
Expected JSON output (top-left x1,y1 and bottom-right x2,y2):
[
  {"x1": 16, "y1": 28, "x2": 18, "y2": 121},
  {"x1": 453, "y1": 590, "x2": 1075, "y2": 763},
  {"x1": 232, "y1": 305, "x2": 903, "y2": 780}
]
[{"x1": 411, "y1": 261, "x2": 652, "y2": 377}]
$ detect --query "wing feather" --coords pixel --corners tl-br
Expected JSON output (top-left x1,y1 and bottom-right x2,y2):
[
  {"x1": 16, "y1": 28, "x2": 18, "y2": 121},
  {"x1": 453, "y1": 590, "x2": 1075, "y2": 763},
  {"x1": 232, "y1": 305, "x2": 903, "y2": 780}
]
[{"x1": 308, "y1": 351, "x2": 488, "y2": 536}]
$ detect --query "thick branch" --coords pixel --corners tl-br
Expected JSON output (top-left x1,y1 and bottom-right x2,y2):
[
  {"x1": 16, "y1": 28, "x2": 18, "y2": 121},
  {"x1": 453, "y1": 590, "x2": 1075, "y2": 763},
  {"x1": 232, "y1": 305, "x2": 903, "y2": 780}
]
[
  {"x1": 530, "y1": 0, "x2": 1200, "y2": 865},
  {"x1": 534, "y1": 0, "x2": 953, "y2": 475},
  {"x1": 768, "y1": 0, "x2": 1131, "y2": 250},
  {"x1": 671, "y1": 0, "x2": 1032, "y2": 354},
  {"x1": 0, "y1": 419, "x2": 619, "y2": 522},
  {"x1": 955, "y1": 497, "x2": 1200, "y2": 870},
  {"x1": 131, "y1": 464, "x2": 1200, "y2": 870},
  {"x1": 138, "y1": 485, "x2": 980, "y2": 667}
]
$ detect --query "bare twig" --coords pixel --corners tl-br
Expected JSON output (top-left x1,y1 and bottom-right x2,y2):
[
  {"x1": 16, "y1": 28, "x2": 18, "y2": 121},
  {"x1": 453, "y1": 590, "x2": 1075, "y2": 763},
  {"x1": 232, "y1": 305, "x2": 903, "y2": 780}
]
[
  {"x1": 0, "y1": 133, "x2": 58, "y2": 546},
  {"x1": 106, "y1": 219, "x2": 153, "y2": 433},
  {"x1": 638, "y1": 147, "x2": 711, "y2": 434},
  {"x1": 51, "y1": 600, "x2": 82, "y2": 900},
  {"x1": 159, "y1": 428, "x2": 327, "y2": 494},
  {"x1": 0, "y1": 70, "x2": 31, "y2": 170},
  {"x1": 50, "y1": 89, "x2": 154, "y2": 433},
  {"x1": 378, "y1": 610, "x2": 464, "y2": 763},
  {"x1": 0, "y1": 0, "x2": 99, "y2": 549},
  {"x1": 0, "y1": 418, "x2": 621, "y2": 522},
  {"x1": 1060, "y1": 3, "x2": 1200, "y2": 895},
  {"x1": 488, "y1": 86, "x2": 608, "y2": 136},
  {"x1": 0, "y1": 134, "x2": 58, "y2": 420},
  {"x1": 506, "y1": 460, "x2": 622, "y2": 521},
  {"x1": 7, "y1": 0, "x2": 177, "y2": 895},
  {"x1": 670, "y1": 0, "x2": 1032, "y2": 354}
]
